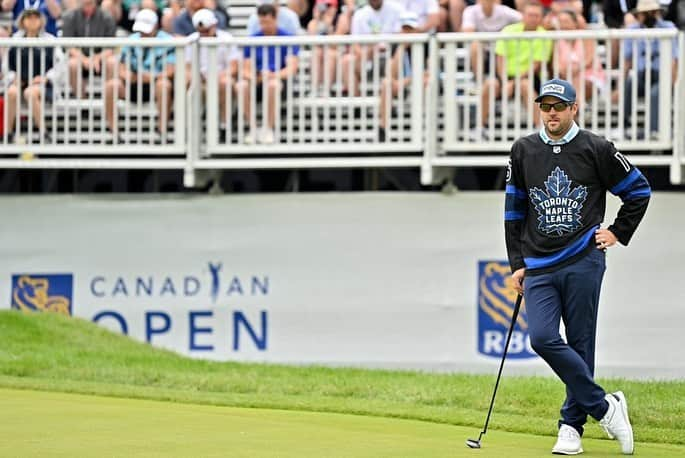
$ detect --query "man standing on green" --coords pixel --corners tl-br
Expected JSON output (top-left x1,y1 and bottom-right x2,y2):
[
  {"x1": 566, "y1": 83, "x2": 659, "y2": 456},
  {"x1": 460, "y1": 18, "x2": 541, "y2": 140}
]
[{"x1": 479, "y1": 0, "x2": 551, "y2": 134}]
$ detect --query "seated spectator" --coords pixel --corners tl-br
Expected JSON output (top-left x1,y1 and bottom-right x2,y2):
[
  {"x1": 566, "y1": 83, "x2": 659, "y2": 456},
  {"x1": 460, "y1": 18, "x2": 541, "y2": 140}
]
[
  {"x1": 553, "y1": 9, "x2": 605, "y2": 99},
  {"x1": 378, "y1": 11, "x2": 430, "y2": 141},
  {"x1": 104, "y1": 9, "x2": 176, "y2": 141},
  {"x1": 341, "y1": 0, "x2": 403, "y2": 95},
  {"x1": 172, "y1": 0, "x2": 228, "y2": 36},
  {"x1": 480, "y1": 1, "x2": 552, "y2": 131},
  {"x1": 235, "y1": 3, "x2": 300, "y2": 144},
  {"x1": 622, "y1": 0, "x2": 679, "y2": 137},
  {"x1": 1, "y1": 0, "x2": 61, "y2": 36},
  {"x1": 185, "y1": 8, "x2": 240, "y2": 128},
  {"x1": 6, "y1": 8, "x2": 61, "y2": 142},
  {"x1": 461, "y1": 0, "x2": 522, "y2": 79},
  {"x1": 247, "y1": 0, "x2": 302, "y2": 35},
  {"x1": 62, "y1": 0, "x2": 117, "y2": 98},
  {"x1": 306, "y1": 0, "x2": 351, "y2": 89},
  {"x1": 395, "y1": 0, "x2": 441, "y2": 32}
]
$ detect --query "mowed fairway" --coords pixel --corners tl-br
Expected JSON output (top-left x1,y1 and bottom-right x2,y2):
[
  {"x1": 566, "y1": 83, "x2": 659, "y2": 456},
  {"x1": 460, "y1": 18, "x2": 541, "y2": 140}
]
[{"x1": 1, "y1": 389, "x2": 683, "y2": 458}]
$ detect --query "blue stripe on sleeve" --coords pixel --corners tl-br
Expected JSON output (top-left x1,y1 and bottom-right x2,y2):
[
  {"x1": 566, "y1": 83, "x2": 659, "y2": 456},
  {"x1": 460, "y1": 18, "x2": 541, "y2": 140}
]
[
  {"x1": 505, "y1": 184, "x2": 527, "y2": 200},
  {"x1": 622, "y1": 187, "x2": 651, "y2": 201},
  {"x1": 610, "y1": 169, "x2": 641, "y2": 195},
  {"x1": 523, "y1": 225, "x2": 598, "y2": 270},
  {"x1": 505, "y1": 210, "x2": 525, "y2": 221}
]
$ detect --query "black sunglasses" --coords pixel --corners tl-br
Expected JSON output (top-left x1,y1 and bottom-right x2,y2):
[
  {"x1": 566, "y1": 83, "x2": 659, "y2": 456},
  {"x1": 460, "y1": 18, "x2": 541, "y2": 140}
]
[{"x1": 539, "y1": 101, "x2": 572, "y2": 112}]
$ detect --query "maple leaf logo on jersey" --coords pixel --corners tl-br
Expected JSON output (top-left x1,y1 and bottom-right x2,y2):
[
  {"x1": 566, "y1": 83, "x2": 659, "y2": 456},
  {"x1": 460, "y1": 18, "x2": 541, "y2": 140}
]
[{"x1": 529, "y1": 167, "x2": 587, "y2": 236}]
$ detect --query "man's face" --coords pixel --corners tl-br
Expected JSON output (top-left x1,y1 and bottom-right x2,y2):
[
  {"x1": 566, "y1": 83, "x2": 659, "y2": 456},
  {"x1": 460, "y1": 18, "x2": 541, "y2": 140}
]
[
  {"x1": 82, "y1": 0, "x2": 97, "y2": 16},
  {"x1": 258, "y1": 14, "x2": 277, "y2": 35},
  {"x1": 369, "y1": 0, "x2": 383, "y2": 11},
  {"x1": 522, "y1": 5, "x2": 543, "y2": 30},
  {"x1": 539, "y1": 95, "x2": 577, "y2": 137}
]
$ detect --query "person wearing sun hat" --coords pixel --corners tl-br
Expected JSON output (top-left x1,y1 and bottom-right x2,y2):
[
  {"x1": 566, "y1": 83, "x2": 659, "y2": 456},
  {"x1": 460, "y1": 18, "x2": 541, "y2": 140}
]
[
  {"x1": 622, "y1": 0, "x2": 679, "y2": 138},
  {"x1": 2, "y1": 0, "x2": 61, "y2": 36},
  {"x1": 6, "y1": 7, "x2": 62, "y2": 142}
]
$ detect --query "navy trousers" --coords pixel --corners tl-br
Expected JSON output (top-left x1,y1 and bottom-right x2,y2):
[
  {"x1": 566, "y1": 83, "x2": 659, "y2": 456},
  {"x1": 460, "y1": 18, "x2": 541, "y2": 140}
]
[{"x1": 524, "y1": 248, "x2": 609, "y2": 435}]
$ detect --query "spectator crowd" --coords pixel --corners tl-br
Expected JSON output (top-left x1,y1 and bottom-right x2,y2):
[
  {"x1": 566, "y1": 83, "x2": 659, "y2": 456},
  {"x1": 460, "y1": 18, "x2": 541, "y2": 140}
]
[{"x1": 0, "y1": 0, "x2": 682, "y2": 143}]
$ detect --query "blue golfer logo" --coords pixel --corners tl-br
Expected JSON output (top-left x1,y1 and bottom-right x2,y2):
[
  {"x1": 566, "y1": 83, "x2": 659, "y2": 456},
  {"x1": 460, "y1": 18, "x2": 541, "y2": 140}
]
[{"x1": 530, "y1": 167, "x2": 587, "y2": 237}]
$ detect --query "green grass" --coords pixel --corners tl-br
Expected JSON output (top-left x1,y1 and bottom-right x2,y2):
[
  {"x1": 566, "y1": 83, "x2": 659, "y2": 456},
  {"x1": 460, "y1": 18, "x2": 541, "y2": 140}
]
[
  {"x1": 3, "y1": 389, "x2": 685, "y2": 457},
  {"x1": 1, "y1": 310, "x2": 684, "y2": 452}
]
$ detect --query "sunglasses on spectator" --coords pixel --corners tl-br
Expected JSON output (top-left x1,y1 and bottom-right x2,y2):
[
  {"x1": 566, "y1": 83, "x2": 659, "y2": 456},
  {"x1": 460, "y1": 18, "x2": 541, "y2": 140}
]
[{"x1": 539, "y1": 102, "x2": 572, "y2": 112}]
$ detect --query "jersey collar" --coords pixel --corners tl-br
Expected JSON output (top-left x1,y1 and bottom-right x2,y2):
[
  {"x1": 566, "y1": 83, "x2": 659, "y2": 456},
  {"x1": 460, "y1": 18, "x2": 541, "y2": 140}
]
[{"x1": 539, "y1": 122, "x2": 579, "y2": 145}]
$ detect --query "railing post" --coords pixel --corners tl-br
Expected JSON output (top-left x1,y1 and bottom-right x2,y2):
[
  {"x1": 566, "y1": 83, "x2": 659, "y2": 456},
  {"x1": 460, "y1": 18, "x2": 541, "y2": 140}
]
[
  {"x1": 421, "y1": 34, "x2": 439, "y2": 186},
  {"x1": 671, "y1": 32, "x2": 685, "y2": 184}
]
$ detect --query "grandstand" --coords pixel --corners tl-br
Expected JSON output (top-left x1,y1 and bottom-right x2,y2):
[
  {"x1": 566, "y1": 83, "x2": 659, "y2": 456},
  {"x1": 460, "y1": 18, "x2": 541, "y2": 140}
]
[{"x1": 0, "y1": 2, "x2": 683, "y2": 192}]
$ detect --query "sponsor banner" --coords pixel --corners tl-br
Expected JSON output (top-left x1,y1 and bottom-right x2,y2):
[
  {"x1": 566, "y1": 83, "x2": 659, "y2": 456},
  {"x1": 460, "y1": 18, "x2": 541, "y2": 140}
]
[
  {"x1": 477, "y1": 261, "x2": 536, "y2": 360},
  {"x1": 0, "y1": 193, "x2": 684, "y2": 379}
]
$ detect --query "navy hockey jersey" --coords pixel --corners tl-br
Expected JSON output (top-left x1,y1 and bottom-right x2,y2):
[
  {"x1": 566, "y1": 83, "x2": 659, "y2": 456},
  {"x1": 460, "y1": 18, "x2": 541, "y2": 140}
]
[{"x1": 504, "y1": 125, "x2": 650, "y2": 275}]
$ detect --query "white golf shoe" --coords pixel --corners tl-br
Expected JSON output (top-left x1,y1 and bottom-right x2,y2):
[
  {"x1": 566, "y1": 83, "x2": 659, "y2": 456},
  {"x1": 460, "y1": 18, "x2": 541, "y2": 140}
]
[
  {"x1": 599, "y1": 391, "x2": 634, "y2": 454},
  {"x1": 552, "y1": 424, "x2": 583, "y2": 455}
]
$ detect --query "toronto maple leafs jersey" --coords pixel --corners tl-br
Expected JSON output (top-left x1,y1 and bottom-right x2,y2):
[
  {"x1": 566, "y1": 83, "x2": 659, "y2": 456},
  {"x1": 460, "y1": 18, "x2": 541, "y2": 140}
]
[{"x1": 504, "y1": 125, "x2": 650, "y2": 275}]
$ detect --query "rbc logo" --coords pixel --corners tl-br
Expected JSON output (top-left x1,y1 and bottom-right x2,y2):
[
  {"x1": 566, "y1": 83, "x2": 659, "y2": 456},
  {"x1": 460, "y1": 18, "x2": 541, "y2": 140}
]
[
  {"x1": 477, "y1": 261, "x2": 536, "y2": 359},
  {"x1": 11, "y1": 274, "x2": 73, "y2": 316}
]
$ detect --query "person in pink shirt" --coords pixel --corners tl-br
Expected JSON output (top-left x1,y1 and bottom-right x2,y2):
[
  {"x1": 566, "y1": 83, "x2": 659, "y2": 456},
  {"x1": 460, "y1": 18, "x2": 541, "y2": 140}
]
[{"x1": 553, "y1": 9, "x2": 605, "y2": 100}]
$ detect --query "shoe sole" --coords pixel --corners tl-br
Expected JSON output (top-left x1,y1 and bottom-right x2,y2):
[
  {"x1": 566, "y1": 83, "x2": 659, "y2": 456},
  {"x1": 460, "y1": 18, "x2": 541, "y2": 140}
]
[
  {"x1": 615, "y1": 391, "x2": 634, "y2": 454},
  {"x1": 552, "y1": 448, "x2": 584, "y2": 455}
]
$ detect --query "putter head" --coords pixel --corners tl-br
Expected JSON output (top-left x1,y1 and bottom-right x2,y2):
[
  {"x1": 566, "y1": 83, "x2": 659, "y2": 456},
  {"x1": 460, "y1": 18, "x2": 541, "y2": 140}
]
[{"x1": 465, "y1": 438, "x2": 481, "y2": 449}]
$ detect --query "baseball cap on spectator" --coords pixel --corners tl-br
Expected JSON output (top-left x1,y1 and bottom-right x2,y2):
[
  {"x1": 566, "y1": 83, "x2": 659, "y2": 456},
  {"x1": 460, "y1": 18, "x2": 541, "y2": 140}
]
[
  {"x1": 535, "y1": 78, "x2": 577, "y2": 103},
  {"x1": 400, "y1": 11, "x2": 419, "y2": 30},
  {"x1": 132, "y1": 9, "x2": 159, "y2": 34},
  {"x1": 192, "y1": 9, "x2": 218, "y2": 29},
  {"x1": 316, "y1": 0, "x2": 339, "y2": 7}
]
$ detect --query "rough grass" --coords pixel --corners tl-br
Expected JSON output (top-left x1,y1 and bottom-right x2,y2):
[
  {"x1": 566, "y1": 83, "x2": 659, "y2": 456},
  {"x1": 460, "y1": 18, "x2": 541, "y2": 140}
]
[{"x1": 1, "y1": 310, "x2": 683, "y2": 446}]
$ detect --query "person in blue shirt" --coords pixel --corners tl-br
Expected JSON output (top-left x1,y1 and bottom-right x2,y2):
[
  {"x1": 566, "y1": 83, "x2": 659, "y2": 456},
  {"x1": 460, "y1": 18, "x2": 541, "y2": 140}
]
[
  {"x1": 622, "y1": 0, "x2": 679, "y2": 138},
  {"x1": 235, "y1": 3, "x2": 300, "y2": 144},
  {"x1": 2, "y1": 0, "x2": 61, "y2": 36},
  {"x1": 104, "y1": 9, "x2": 177, "y2": 142}
]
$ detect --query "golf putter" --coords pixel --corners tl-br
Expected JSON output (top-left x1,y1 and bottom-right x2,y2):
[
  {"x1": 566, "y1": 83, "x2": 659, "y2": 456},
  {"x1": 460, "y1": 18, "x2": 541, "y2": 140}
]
[{"x1": 466, "y1": 293, "x2": 523, "y2": 449}]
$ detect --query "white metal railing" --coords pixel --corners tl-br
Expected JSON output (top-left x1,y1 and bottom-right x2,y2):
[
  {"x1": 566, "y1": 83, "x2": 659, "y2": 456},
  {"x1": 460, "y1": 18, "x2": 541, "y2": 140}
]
[
  {"x1": 0, "y1": 37, "x2": 190, "y2": 165},
  {"x1": 0, "y1": 31, "x2": 682, "y2": 185}
]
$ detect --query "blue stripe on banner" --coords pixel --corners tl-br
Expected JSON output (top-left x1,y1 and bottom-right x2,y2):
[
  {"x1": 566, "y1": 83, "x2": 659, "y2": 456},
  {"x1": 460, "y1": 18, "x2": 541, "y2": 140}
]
[
  {"x1": 524, "y1": 225, "x2": 599, "y2": 270},
  {"x1": 623, "y1": 187, "x2": 651, "y2": 201},
  {"x1": 505, "y1": 184, "x2": 527, "y2": 200},
  {"x1": 611, "y1": 169, "x2": 641, "y2": 195},
  {"x1": 505, "y1": 210, "x2": 525, "y2": 221}
]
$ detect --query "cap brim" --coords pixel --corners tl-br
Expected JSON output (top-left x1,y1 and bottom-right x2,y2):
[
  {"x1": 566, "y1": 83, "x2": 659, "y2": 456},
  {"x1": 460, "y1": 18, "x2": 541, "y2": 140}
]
[
  {"x1": 133, "y1": 22, "x2": 155, "y2": 34},
  {"x1": 535, "y1": 93, "x2": 574, "y2": 103}
]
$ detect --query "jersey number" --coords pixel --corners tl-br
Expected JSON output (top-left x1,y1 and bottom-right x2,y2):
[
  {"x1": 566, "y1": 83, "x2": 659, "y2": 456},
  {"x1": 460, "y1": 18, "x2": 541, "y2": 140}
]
[{"x1": 614, "y1": 152, "x2": 631, "y2": 172}]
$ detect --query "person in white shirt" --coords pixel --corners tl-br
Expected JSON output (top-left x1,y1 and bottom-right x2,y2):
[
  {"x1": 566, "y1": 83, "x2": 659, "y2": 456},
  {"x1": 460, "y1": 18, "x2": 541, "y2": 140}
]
[
  {"x1": 392, "y1": 0, "x2": 440, "y2": 31},
  {"x1": 461, "y1": 0, "x2": 522, "y2": 78},
  {"x1": 247, "y1": 0, "x2": 303, "y2": 35},
  {"x1": 185, "y1": 9, "x2": 240, "y2": 128},
  {"x1": 341, "y1": 0, "x2": 404, "y2": 95}
]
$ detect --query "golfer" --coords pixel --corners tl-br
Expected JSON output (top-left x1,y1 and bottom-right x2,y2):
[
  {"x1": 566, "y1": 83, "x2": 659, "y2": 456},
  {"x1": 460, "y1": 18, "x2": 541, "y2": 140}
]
[{"x1": 504, "y1": 78, "x2": 650, "y2": 455}]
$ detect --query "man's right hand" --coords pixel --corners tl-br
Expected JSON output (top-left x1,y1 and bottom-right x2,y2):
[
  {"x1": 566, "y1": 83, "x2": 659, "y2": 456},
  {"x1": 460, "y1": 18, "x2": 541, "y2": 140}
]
[{"x1": 512, "y1": 268, "x2": 525, "y2": 295}]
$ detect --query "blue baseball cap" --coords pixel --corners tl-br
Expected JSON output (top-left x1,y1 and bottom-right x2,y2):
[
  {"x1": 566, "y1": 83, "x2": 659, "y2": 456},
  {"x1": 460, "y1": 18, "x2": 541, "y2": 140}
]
[{"x1": 535, "y1": 78, "x2": 576, "y2": 103}]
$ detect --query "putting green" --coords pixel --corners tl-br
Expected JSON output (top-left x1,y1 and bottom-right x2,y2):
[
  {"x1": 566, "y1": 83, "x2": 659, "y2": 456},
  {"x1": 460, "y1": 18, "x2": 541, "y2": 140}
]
[{"x1": 1, "y1": 389, "x2": 682, "y2": 457}]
